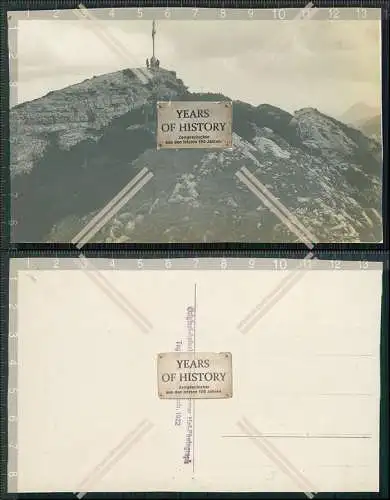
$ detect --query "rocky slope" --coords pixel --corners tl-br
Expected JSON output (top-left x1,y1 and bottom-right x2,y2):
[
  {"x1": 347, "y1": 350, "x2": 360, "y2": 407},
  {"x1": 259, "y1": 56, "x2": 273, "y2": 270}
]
[{"x1": 10, "y1": 68, "x2": 383, "y2": 243}]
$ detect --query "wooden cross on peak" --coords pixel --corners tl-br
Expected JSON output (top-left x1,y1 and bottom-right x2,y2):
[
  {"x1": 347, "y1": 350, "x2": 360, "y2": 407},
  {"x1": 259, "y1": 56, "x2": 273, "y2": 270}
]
[{"x1": 147, "y1": 20, "x2": 160, "y2": 70}]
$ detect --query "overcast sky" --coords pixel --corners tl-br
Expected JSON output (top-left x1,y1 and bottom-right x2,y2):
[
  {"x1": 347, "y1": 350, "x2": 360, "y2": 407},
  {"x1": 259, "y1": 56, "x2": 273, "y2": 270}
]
[{"x1": 10, "y1": 9, "x2": 382, "y2": 117}]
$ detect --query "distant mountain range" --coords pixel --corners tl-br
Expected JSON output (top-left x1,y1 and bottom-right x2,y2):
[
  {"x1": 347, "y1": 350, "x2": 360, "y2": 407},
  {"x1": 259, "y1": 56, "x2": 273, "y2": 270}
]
[
  {"x1": 339, "y1": 102, "x2": 381, "y2": 139},
  {"x1": 10, "y1": 68, "x2": 383, "y2": 243},
  {"x1": 339, "y1": 102, "x2": 379, "y2": 125},
  {"x1": 357, "y1": 115, "x2": 381, "y2": 139}
]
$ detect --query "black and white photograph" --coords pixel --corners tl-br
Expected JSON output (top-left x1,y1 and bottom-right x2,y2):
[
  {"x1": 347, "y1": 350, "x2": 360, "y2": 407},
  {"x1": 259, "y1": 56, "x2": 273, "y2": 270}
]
[{"x1": 9, "y1": 7, "x2": 383, "y2": 244}]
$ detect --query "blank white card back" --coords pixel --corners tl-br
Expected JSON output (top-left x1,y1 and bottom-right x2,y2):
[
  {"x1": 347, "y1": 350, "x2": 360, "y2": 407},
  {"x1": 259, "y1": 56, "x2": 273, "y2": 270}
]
[{"x1": 11, "y1": 259, "x2": 382, "y2": 493}]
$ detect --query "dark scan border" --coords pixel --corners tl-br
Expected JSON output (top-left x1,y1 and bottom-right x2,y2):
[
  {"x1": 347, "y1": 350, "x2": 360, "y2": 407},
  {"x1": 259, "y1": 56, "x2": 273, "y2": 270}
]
[{"x1": 0, "y1": 0, "x2": 389, "y2": 499}]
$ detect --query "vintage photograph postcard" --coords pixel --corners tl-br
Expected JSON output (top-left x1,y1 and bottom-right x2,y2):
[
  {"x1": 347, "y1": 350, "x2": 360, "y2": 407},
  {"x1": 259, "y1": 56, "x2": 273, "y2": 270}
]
[
  {"x1": 8, "y1": 7, "x2": 383, "y2": 244},
  {"x1": 9, "y1": 257, "x2": 383, "y2": 493}
]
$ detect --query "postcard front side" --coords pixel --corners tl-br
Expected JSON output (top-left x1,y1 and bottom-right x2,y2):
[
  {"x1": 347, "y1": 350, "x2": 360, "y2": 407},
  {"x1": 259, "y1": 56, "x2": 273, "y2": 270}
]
[
  {"x1": 156, "y1": 101, "x2": 233, "y2": 149},
  {"x1": 157, "y1": 351, "x2": 232, "y2": 399}
]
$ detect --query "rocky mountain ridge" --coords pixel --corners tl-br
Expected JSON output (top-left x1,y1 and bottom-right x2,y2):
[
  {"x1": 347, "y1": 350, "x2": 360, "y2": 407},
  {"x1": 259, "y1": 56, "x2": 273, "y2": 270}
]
[
  {"x1": 11, "y1": 68, "x2": 184, "y2": 174},
  {"x1": 10, "y1": 68, "x2": 382, "y2": 243}
]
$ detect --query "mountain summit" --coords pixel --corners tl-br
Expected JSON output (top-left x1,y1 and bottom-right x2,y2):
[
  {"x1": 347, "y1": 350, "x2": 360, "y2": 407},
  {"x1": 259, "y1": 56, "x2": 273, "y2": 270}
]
[{"x1": 10, "y1": 68, "x2": 382, "y2": 243}]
